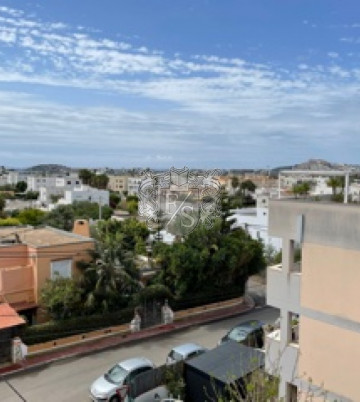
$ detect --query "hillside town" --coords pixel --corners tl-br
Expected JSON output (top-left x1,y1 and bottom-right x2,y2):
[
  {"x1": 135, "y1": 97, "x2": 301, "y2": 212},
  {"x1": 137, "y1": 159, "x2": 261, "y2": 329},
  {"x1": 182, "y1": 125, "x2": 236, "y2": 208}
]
[
  {"x1": 1, "y1": 1, "x2": 360, "y2": 401},
  {"x1": 0, "y1": 159, "x2": 359, "y2": 401}
]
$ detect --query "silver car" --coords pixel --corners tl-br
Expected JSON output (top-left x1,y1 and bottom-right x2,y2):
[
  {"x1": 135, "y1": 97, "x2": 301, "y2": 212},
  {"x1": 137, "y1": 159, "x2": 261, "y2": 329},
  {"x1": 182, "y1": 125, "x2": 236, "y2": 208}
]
[
  {"x1": 89, "y1": 357, "x2": 155, "y2": 402},
  {"x1": 166, "y1": 342, "x2": 207, "y2": 365}
]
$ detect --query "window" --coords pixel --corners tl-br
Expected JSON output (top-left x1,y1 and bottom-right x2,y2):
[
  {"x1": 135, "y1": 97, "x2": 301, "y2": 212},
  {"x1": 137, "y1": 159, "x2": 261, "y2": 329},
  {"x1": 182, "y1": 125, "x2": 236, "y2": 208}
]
[{"x1": 51, "y1": 259, "x2": 72, "y2": 279}]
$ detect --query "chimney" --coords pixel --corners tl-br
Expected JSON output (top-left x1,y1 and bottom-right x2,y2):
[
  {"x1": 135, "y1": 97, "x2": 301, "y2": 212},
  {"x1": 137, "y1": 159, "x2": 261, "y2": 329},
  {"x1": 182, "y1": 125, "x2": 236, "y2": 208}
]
[{"x1": 72, "y1": 219, "x2": 90, "y2": 237}]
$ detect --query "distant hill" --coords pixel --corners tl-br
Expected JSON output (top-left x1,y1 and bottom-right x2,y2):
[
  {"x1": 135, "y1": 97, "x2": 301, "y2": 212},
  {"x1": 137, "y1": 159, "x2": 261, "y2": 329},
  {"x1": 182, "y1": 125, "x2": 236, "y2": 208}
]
[
  {"x1": 292, "y1": 159, "x2": 342, "y2": 171},
  {"x1": 24, "y1": 164, "x2": 72, "y2": 174}
]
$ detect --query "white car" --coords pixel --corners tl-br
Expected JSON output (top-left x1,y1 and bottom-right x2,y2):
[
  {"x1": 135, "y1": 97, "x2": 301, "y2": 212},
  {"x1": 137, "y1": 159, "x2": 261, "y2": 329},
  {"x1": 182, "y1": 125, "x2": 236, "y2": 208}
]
[
  {"x1": 90, "y1": 357, "x2": 155, "y2": 402},
  {"x1": 166, "y1": 342, "x2": 207, "y2": 365}
]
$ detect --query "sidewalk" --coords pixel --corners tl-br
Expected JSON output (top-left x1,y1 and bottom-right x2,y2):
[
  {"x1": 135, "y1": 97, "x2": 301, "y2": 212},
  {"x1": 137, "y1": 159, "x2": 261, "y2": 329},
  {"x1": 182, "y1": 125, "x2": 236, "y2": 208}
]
[{"x1": 0, "y1": 297, "x2": 254, "y2": 377}]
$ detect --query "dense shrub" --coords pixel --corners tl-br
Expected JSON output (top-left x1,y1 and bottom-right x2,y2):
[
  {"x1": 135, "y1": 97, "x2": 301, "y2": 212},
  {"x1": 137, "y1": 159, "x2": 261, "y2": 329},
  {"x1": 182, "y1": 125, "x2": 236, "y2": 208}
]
[{"x1": 23, "y1": 307, "x2": 134, "y2": 345}]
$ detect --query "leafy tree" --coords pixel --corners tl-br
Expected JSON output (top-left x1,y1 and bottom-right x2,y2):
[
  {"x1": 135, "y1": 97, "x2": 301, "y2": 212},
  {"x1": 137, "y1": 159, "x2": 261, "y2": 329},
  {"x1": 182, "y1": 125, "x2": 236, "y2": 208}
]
[
  {"x1": 25, "y1": 190, "x2": 39, "y2": 200},
  {"x1": 240, "y1": 179, "x2": 256, "y2": 193},
  {"x1": 153, "y1": 219, "x2": 265, "y2": 298},
  {"x1": 0, "y1": 195, "x2": 5, "y2": 213},
  {"x1": 76, "y1": 219, "x2": 149, "y2": 314},
  {"x1": 50, "y1": 194, "x2": 62, "y2": 204},
  {"x1": 41, "y1": 276, "x2": 83, "y2": 320},
  {"x1": 326, "y1": 176, "x2": 345, "y2": 202},
  {"x1": 78, "y1": 169, "x2": 93, "y2": 185},
  {"x1": 292, "y1": 182, "x2": 311, "y2": 197},
  {"x1": 15, "y1": 181, "x2": 27, "y2": 193},
  {"x1": 126, "y1": 195, "x2": 139, "y2": 215},
  {"x1": 0, "y1": 217, "x2": 21, "y2": 226},
  {"x1": 91, "y1": 174, "x2": 109, "y2": 189},
  {"x1": 17, "y1": 208, "x2": 45, "y2": 226},
  {"x1": 231, "y1": 176, "x2": 240, "y2": 190},
  {"x1": 43, "y1": 205, "x2": 75, "y2": 231},
  {"x1": 43, "y1": 201, "x2": 113, "y2": 231},
  {"x1": 109, "y1": 192, "x2": 121, "y2": 209}
]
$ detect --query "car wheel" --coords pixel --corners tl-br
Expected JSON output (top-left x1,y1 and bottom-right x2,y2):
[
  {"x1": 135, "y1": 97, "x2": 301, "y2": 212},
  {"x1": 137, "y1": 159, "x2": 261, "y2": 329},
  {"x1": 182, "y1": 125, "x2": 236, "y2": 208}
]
[{"x1": 109, "y1": 396, "x2": 120, "y2": 402}]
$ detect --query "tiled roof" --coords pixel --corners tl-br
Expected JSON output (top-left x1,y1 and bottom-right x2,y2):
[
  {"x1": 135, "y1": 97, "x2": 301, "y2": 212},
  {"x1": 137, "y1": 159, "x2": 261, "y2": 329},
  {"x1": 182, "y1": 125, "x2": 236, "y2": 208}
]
[
  {"x1": 0, "y1": 226, "x2": 94, "y2": 248},
  {"x1": 0, "y1": 303, "x2": 26, "y2": 329}
]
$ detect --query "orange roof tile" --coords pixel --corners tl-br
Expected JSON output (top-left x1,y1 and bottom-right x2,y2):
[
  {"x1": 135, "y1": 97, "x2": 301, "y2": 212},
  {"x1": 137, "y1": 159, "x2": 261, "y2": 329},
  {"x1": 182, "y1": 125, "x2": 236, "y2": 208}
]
[{"x1": 0, "y1": 303, "x2": 26, "y2": 329}]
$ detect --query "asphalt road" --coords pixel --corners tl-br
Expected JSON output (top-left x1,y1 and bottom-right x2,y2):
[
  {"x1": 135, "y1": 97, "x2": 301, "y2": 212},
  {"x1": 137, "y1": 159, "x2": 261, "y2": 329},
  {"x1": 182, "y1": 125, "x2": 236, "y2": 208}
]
[{"x1": 0, "y1": 307, "x2": 279, "y2": 402}]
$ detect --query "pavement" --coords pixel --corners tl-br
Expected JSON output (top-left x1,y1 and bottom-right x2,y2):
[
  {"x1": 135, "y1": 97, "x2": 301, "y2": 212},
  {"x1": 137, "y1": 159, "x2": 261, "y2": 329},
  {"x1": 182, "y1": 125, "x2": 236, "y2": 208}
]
[{"x1": 0, "y1": 297, "x2": 256, "y2": 378}]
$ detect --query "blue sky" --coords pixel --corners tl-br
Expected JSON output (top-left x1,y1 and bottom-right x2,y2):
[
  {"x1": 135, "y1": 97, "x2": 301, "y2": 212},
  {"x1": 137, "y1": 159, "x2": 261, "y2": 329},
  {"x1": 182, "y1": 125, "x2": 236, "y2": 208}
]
[{"x1": 0, "y1": 1, "x2": 360, "y2": 168}]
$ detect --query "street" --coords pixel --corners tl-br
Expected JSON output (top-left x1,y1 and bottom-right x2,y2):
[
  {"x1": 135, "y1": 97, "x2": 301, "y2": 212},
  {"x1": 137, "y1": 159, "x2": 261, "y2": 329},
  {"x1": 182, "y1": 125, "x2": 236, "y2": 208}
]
[{"x1": 0, "y1": 307, "x2": 279, "y2": 401}]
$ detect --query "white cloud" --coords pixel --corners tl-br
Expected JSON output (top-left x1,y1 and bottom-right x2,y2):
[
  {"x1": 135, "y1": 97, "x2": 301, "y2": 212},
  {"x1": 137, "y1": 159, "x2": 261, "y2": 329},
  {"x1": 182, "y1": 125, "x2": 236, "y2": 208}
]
[{"x1": 0, "y1": 6, "x2": 360, "y2": 167}]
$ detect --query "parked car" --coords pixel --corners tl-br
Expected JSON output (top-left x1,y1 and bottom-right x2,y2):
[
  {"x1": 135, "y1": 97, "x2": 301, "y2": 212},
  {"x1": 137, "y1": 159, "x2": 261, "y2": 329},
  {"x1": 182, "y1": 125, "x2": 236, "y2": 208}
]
[
  {"x1": 89, "y1": 357, "x2": 155, "y2": 402},
  {"x1": 166, "y1": 342, "x2": 207, "y2": 365},
  {"x1": 218, "y1": 319, "x2": 264, "y2": 348}
]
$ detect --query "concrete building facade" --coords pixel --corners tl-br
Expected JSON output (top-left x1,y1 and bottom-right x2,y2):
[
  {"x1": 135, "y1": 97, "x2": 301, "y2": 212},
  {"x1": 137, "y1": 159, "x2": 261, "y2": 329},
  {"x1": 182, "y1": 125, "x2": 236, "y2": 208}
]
[
  {"x1": 266, "y1": 199, "x2": 360, "y2": 401},
  {"x1": 0, "y1": 225, "x2": 94, "y2": 323},
  {"x1": 228, "y1": 193, "x2": 282, "y2": 252},
  {"x1": 107, "y1": 175, "x2": 128, "y2": 193}
]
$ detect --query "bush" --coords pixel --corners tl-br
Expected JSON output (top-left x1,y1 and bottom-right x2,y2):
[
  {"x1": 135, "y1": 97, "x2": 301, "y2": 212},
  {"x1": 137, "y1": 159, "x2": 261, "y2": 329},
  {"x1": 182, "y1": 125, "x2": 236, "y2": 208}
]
[
  {"x1": 0, "y1": 217, "x2": 21, "y2": 226},
  {"x1": 23, "y1": 307, "x2": 134, "y2": 345}
]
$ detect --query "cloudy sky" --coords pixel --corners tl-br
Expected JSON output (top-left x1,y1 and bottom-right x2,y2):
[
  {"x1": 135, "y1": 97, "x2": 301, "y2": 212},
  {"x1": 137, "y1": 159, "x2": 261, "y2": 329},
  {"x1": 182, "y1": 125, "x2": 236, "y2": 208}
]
[{"x1": 0, "y1": 0, "x2": 360, "y2": 169}]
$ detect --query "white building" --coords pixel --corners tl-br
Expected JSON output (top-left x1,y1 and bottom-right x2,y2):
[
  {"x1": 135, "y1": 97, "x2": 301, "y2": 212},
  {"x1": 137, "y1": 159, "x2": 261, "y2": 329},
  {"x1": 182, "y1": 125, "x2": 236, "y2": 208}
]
[
  {"x1": 227, "y1": 193, "x2": 282, "y2": 252},
  {"x1": 60, "y1": 185, "x2": 109, "y2": 206},
  {"x1": 127, "y1": 177, "x2": 142, "y2": 196},
  {"x1": 39, "y1": 176, "x2": 82, "y2": 204}
]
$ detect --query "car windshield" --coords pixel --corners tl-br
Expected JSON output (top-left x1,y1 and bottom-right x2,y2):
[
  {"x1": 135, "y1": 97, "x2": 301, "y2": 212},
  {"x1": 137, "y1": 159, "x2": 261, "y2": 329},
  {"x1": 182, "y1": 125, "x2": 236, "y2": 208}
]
[
  {"x1": 105, "y1": 364, "x2": 128, "y2": 384},
  {"x1": 168, "y1": 350, "x2": 183, "y2": 362},
  {"x1": 227, "y1": 328, "x2": 249, "y2": 342}
]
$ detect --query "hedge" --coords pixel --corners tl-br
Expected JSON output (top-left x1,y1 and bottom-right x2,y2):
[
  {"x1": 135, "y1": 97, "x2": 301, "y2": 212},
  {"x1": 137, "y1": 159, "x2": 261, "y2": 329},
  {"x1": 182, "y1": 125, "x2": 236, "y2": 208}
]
[
  {"x1": 23, "y1": 287, "x2": 244, "y2": 345},
  {"x1": 23, "y1": 307, "x2": 134, "y2": 345}
]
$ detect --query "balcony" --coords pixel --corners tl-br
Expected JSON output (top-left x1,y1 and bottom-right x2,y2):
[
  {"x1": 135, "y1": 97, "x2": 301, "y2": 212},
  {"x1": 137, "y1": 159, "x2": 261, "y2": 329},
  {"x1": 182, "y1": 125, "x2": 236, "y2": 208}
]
[
  {"x1": 265, "y1": 329, "x2": 299, "y2": 384},
  {"x1": 266, "y1": 264, "x2": 301, "y2": 314}
]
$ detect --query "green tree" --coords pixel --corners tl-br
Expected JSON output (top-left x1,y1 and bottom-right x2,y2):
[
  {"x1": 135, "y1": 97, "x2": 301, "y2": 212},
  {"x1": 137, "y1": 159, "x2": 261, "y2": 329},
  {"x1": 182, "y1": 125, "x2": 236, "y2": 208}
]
[
  {"x1": 153, "y1": 219, "x2": 265, "y2": 298},
  {"x1": 17, "y1": 208, "x2": 45, "y2": 226},
  {"x1": 41, "y1": 276, "x2": 83, "y2": 320},
  {"x1": 231, "y1": 176, "x2": 240, "y2": 190},
  {"x1": 91, "y1": 174, "x2": 109, "y2": 189},
  {"x1": 77, "y1": 219, "x2": 149, "y2": 313},
  {"x1": 43, "y1": 205, "x2": 75, "y2": 231},
  {"x1": 109, "y1": 192, "x2": 121, "y2": 209},
  {"x1": 0, "y1": 217, "x2": 21, "y2": 226},
  {"x1": 15, "y1": 181, "x2": 27, "y2": 193},
  {"x1": 240, "y1": 179, "x2": 256, "y2": 193},
  {"x1": 292, "y1": 182, "x2": 311, "y2": 197},
  {"x1": 25, "y1": 190, "x2": 39, "y2": 200},
  {"x1": 0, "y1": 195, "x2": 5, "y2": 214},
  {"x1": 78, "y1": 169, "x2": 93, "y2": 185}
]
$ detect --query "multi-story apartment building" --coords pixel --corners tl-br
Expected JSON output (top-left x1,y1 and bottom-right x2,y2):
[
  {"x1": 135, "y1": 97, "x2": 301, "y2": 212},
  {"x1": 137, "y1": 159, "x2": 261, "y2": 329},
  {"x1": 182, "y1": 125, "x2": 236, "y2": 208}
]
[
  {"x1": 107, "y1": 175, "x2": 128, "y2": 193},
  {"x1": 0, "y1": 222, "x2": 94, "y2": 323},
  {"x1": 266, "y1": 199, "x2": 360, "y2": 401},
  {"x1": 61, "y1": 185, "x2": 109, "y2": 206},
  {"x1": 127, "y1": 177, "x2": 142, "y2": 196},
  {"x1": 39, "y1": 175, "x2": 82, "y2": 204}
]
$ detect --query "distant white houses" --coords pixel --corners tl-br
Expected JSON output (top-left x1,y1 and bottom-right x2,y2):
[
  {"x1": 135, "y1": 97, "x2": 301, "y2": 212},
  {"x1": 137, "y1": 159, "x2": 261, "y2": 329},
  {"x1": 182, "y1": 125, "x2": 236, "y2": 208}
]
[
  {"x1": 227, "y1": 192, "x2": 282, "y2": 252},
  {"x1": 148, "y1": 229, "x2": 176, "y2": 245},
  {"x1": 127, "y1": 177, "x2": 142, "y2": 196},
  {"x1": 38, "y1": 175, "x2": 82, "y2": 204},
  {"x1": 59, "y1": 185, "x2": 110, "y2": 206}
]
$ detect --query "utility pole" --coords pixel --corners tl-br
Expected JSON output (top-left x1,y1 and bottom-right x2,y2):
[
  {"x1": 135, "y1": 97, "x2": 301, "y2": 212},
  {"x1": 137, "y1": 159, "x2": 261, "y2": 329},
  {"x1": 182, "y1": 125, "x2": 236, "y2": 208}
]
[{"x1": 99, "y1": 195, "x2": 102, "y2": 220}]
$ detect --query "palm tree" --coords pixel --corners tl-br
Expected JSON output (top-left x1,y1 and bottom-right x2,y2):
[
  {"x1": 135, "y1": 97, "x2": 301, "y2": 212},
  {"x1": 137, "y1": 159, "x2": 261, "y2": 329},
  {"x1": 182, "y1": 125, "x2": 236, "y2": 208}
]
[
  {"x1": 326, "y1": 176, "x2": 343, "y2": 196},
  {"x1": 78, "y1": 222, "x2": 142, "y2": 313}
]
